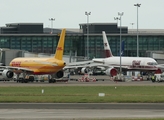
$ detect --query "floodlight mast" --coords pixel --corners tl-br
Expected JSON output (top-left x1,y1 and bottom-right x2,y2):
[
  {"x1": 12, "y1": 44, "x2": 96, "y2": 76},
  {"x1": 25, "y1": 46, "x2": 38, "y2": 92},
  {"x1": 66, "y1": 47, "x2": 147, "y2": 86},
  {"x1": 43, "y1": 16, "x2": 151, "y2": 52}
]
[
  {"x1": 115, "y1": 12, "x2": 124, "y2": 79},
  {"x1": 134, "y1": 3, "x2": 141, "y2": 57},
  {"x1": 85, "y1": 11, "x2": 91, "y2": 59},
  {"x1": 49, "y1": 18, "x2": 55, "y2": 34},
  {"x1": 118, "y1": 12, "x2": 123, "y2": 77}
]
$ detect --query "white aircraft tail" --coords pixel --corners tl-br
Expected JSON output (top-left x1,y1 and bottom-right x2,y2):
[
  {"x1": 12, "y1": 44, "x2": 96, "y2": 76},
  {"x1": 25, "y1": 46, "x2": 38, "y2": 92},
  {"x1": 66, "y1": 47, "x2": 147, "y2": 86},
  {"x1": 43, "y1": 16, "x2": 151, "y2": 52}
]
[{"x1": 102, "y1": 31, "x2": 113, "y2": 57}]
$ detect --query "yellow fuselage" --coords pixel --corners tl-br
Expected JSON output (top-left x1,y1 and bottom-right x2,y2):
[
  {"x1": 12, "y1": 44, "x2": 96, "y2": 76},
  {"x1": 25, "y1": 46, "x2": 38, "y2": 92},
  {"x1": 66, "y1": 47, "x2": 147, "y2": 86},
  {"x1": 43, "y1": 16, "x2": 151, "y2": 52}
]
[{"x1": 9, "y1": 57, "x2": 66, "y2": 75}]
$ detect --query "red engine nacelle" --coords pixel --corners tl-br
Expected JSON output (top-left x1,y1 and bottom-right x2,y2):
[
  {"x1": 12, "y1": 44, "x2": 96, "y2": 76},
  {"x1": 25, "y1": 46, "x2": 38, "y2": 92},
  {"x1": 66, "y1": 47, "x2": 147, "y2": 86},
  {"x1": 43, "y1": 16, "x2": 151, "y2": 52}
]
[
  {"x1": 105, "y1": 68, "x2": 117, "y2": 76},
  {"x1": 155, "y1": 68, "x2": 162, "y2": 74}
]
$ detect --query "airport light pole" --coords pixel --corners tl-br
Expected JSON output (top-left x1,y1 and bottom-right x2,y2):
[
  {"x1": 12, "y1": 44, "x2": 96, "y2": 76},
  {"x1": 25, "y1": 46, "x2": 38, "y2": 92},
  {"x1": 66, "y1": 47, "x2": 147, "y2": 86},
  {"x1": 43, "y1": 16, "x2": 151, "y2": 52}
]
[
  {"x1": 0, "y1": 48, "x2": 2, "y2": 63},
  {"x1": 118, "y1": 12, "x2": 124, "y2": 78},
  {"x1": 49, "y1": 18, "x2": 55, "y2": 34},
  {"x1": 85, "y1": 11, "x2": 91, "y2": 59},
  {"x1": 114, "y1": 17, "x2": 119, "y2": 25},
  {"x1": 130, "y1": 23, "x2": 134, "y2": 29},
  {"x1": 134, "y1": 3, "x2": 141, "y2": 57},
  {"x1": 159, "y1": 40, "x2": 162, "y2": 50}
]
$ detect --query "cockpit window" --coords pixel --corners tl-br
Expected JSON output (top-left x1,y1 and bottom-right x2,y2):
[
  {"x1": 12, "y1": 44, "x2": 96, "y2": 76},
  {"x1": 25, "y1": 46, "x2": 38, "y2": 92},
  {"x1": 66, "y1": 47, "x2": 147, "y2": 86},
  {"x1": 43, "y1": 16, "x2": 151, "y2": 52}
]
[{"x1": 147, "y1": 62, "x2": 158, "y2": 65}]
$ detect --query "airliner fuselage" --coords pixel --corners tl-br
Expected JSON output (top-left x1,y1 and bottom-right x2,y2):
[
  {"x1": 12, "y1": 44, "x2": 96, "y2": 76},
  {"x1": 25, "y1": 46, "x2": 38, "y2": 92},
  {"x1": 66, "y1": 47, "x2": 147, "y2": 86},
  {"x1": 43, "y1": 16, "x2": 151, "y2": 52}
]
[
  {"x1": 10, "y1": 57, "x2": 66, "y2": 75},
  {"x1": 103, "y1": 57, "x2": 158, "y2": 71}
]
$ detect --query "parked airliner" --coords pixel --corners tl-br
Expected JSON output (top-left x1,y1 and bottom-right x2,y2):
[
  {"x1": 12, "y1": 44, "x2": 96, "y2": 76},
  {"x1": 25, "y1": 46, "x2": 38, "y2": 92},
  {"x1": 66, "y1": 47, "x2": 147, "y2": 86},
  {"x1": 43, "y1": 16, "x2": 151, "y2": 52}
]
[
  {"x1": 0, "y1": 29, "x2": 66, "y2": 83},
  {"x1": 92, "y1": 31, "x2": 162, "y2": 76}
]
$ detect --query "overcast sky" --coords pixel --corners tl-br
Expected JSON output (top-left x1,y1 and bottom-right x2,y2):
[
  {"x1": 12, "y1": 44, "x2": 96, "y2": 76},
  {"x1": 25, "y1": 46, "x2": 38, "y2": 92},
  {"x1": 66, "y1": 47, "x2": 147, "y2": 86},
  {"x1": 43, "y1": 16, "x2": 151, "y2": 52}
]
[{"x1": 0, "y1": 0, "x2": 163, "y2": 29}]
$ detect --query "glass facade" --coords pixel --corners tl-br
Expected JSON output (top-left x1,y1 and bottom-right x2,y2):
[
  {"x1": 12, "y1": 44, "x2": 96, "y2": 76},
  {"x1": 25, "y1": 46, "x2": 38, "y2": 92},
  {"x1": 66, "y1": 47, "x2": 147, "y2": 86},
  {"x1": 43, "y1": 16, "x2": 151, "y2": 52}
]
[
  {"x1": 0, "y1": 33, "x2": 164, "y2": 59},
  {"x1": 125, "y1": 35, "x2": 164, "y2": 56},
  {"x1": 0, "y1": 35, "x2": 58, "y2": 54},
  {"x1": 85, "y1": 34, "x2": 164, "y2": 58}
]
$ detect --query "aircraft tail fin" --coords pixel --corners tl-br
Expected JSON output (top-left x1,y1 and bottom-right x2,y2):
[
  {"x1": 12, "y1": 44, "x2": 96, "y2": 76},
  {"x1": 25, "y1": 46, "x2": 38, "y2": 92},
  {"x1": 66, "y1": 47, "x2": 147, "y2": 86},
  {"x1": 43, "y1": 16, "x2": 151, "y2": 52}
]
[
  {"x1": 54, "y1": 29, "x2": 66, "y2": 60},
  {"x1": 102, "y1": 31, "x2": 113, "y2": 57}
]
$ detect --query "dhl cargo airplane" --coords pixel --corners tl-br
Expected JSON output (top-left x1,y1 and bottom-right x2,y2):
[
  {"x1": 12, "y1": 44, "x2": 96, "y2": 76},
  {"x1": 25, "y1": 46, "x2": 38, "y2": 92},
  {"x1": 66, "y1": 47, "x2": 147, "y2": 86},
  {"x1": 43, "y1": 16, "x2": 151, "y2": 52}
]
[
  {"x1": 92, "y1": 31, "x2": 162, "y2": 76},
  {"x1": 0, "y1": 29, "x2": 66, "y2": 82}
]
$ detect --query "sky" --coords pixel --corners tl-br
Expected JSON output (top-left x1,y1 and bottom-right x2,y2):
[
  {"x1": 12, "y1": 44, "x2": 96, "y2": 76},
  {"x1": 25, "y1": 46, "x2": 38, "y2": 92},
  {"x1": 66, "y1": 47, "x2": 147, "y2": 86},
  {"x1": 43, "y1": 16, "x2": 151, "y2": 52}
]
[{"x1": 0, "y1": 0, "x2": 163, "y2": 29}]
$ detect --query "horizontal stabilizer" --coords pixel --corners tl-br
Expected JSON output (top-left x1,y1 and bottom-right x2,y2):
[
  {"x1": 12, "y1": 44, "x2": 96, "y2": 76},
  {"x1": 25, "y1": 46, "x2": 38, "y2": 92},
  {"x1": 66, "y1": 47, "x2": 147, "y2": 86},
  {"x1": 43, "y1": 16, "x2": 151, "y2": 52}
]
[{"x1": 92, "y1": 58, "x2": 105, "y2": 64}]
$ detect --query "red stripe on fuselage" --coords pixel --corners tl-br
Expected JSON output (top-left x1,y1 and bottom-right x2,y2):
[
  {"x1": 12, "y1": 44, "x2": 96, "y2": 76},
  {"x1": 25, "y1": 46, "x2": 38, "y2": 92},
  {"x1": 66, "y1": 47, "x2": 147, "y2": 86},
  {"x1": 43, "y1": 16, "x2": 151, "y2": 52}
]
[{"x1": 105, "y1": 50, "x2": 113, "y2": 58}]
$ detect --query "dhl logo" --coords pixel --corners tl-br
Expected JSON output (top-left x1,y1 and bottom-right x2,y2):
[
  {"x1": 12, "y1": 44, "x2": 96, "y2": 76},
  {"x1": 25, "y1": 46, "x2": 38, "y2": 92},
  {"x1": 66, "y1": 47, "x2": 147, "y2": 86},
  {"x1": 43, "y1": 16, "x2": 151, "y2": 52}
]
[
  {"x1": 11, "y1": 61, "x2": 21, "y2": 67},
  {"x1": 57, "y1": 47, "x2": 63, "y2": 50}
]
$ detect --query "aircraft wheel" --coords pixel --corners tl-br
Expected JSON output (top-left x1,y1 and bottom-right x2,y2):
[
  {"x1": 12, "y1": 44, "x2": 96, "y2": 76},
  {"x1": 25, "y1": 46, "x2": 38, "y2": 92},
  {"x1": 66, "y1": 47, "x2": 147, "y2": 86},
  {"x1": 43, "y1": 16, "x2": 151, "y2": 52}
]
[
  {"x1": 29, "y1": 76, "x2": 34, "y2": 82},
  {"x1": 24, "y1": 79, "x2": 28, "y2": 83},
  {"x1": 151, "y1": 79, "x2": 155, "y2": 83},
  {"x1": 53, "y1": 79, "x2": 56, "y2": 83},
  {"x1": 49, "y1": 79, "x2": 52, "y2": 83}
]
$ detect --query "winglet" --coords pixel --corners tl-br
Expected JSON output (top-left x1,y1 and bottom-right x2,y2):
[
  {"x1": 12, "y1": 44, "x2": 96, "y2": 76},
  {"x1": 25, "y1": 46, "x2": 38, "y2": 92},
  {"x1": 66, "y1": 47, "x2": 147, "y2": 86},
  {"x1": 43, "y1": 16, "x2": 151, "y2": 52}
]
[
  {"x1": 54, "y1": 29, "x2": 66, "y2": 60},
  {"x1": 102, "y1": 31, "x2": 113, "y2": 57}
]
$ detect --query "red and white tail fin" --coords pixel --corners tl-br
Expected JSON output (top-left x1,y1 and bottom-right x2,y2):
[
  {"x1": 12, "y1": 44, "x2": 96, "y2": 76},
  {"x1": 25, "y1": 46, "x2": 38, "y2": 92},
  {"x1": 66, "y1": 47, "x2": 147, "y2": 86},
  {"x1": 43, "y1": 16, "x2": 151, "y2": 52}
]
[{"x1": 102, "y1": 31, "x2": 113, "y2": 57}]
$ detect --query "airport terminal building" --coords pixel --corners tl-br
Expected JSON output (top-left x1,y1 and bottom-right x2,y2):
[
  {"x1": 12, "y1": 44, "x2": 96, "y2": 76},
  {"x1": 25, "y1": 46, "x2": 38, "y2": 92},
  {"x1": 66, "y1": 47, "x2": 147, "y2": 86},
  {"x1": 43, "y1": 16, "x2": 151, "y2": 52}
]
[{"x1": 0, "y1": 22, "x2": 164, "y2": 61}]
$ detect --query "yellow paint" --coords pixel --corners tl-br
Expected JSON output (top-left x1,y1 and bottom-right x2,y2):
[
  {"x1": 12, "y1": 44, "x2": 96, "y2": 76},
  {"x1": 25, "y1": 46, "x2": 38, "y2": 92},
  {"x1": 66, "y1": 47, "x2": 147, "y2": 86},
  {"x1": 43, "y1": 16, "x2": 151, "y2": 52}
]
[
  {"x1": 54, "y1": 29, "x2": 66, "y2": 60},
  {"x1": 9, "y1": 29, "x2": 66, "y2": 75}
]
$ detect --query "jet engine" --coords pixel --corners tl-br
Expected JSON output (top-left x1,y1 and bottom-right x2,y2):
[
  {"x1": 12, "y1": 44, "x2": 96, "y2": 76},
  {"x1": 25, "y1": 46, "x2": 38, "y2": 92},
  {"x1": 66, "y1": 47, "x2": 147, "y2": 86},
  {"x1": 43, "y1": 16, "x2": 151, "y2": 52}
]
[
  {"x1": 81, "y1": 67, "x2": 92, "y2": 74},
  {"x1": 2, "y1": 69, "x2": 14, "y2": 79},
  {"x1": 155, "y1": 68, "x2": 162, "y2": 74},
  {"x1": 105, "y1": 68, "x2": 117, "y2": 76},
  {"x1": 81, "y1": 67, "x2": 88, "y2": 74},
  {"x1": 53, "y1": 70, "x2": 64, "y2": 79}
]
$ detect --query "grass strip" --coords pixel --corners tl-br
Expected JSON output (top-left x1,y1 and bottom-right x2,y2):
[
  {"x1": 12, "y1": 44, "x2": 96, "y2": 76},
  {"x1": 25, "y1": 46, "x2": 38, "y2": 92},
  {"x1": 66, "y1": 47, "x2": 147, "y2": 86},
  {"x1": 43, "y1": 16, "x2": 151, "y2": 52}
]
[{"x1": 0, "y1": 86, "x2": 164, "y2": 103}]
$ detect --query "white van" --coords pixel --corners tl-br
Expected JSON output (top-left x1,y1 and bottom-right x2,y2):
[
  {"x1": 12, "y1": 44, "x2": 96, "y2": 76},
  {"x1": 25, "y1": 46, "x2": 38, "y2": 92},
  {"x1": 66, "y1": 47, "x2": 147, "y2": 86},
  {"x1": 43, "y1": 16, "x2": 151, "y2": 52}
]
[{"x1": 154, "y1": 73, "x2": 164, "y2": 82}]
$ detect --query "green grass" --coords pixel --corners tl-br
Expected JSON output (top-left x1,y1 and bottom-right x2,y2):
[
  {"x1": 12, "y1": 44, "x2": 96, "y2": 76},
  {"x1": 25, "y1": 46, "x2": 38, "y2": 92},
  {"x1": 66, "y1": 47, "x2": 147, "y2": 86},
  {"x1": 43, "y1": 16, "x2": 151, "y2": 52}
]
[{"x1": 0, "y1": 86, "x2": 164, "y2": 103}]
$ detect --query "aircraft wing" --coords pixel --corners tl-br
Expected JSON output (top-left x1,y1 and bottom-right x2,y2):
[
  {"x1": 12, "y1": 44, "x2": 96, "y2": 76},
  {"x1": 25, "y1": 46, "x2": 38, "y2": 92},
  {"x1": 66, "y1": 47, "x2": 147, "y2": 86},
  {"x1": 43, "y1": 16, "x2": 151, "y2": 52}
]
[
  {"x1": 157, "y1": 64, "x2": 164, "y2": 68},
  {"x1": 68, "y1": 59, "x2": 110, "y2": 69},
  {"x1": 67, "y1": 60, "x2": 93, "y2": 66},
  {"x1": 64, "y1": 60, "x2": 93, "y2": 69},
  {"x1": 64, "y1": 65, "x2": 83, "y2": 70},
  {"x1": 64, "y1": 60, "x2": 108, "y2": 70},
  {"x1": 64, "y1": 63, "x2": 103, "y2": 69},
  {"x1": 156, "y1": 64, "x2": 164, "y2": 71},
  {"x1": 92, "y1": 58, "x2": 105, "y2": 64},
  {"x1": 64, "y1": 58, "x2": 128, "y2": 71},
  {"x1": 0, "y1": 66, "x2": 34, "y2": 73}
]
